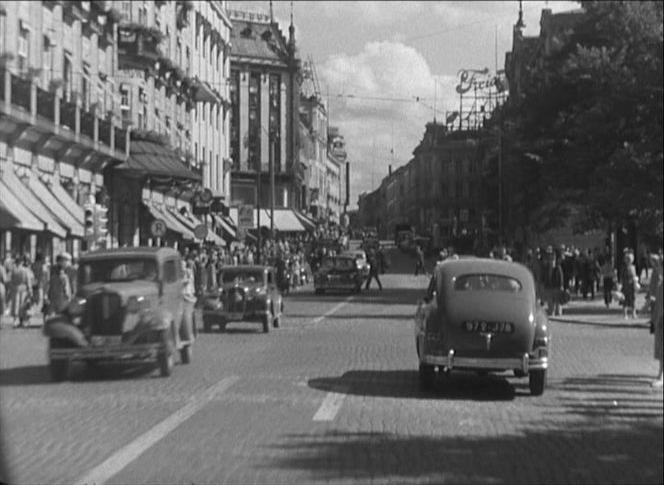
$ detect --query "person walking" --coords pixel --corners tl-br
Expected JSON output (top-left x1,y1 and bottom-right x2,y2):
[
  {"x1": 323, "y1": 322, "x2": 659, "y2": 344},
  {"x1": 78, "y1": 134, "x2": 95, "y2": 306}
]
[
  {"x1": 599, "y1": 253, "x2": 616, "y2": 308},
  {"x1": 0, "y1": 261, "x2": 7, "y2": 324},
  {"x1": 10, "y1": 256, "x2": 33, "y2": 328},
  {"x1": 32, "y1": 252, "x2": 49, "y2": 314},
  {"x1": 47, "y1": 253, "x2": 72, "y2": 316},
  {"x1": 414, "y1": 244, "x2": 425, "y2": 276},
  {"x1": 365, "y1": 248, "x2": 383, "y2": 291},
  {"x1": 650, "y1": 252, "x2": 663, "y2": 388},
  {"x1": 542, "y1": 246, "x2": 564, "y2": 316},
  {"x1": 621, "y1": 250, "x2": 639, "y2": 319}
]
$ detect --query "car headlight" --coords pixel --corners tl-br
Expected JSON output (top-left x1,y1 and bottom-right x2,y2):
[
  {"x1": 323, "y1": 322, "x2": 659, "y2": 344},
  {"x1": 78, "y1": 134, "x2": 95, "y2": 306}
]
[
  {"x1": 127, "y1": 296, "x2": 149, "y2": 314},
  {"x1": 67, "y1": 297, "x2": 86, "y2": 317}
]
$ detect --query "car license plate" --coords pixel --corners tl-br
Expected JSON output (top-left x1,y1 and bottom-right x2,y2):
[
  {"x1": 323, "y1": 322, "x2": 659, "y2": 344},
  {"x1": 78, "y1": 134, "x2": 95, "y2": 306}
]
[
  {"x1": 463, "y1": 321, "x2": 514, "y2": 334},
  {"x1": 225, "y1": 312, "x2": 244, "y2": 321},
  {"x1": 91, "y1": 335, "x2": 122, "y2": 346}
]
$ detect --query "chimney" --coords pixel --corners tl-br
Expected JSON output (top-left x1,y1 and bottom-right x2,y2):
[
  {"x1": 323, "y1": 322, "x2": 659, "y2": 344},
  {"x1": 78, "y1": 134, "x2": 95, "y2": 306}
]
[{"x1": 389, "y1": 165, "x2": 392, "y2": 176}]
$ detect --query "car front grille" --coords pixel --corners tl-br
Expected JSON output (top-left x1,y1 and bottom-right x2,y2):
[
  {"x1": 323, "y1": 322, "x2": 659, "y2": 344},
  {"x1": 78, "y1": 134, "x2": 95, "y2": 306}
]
[{"x1": 84, "y1": 292, "x2": 125, "y2": 335}]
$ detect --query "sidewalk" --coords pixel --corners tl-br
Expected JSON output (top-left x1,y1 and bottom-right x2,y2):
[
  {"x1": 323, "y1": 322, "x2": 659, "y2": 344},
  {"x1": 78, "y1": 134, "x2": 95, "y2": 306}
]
[{"x1": 549, "y1": 291, "x2": 652, "y2": 327}]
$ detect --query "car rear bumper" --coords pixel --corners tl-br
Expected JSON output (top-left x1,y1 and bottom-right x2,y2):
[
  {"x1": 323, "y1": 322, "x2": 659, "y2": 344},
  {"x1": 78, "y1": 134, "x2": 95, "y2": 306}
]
[
  {"x1": 50, "y1": 343, "x2": 165, "y2": 363},
  {"x1": 422, "y1": 349, "x2": 548, "y2": 373},
  {"x1": 202, "y1": 309, "x2": 270, "y2": 322}
]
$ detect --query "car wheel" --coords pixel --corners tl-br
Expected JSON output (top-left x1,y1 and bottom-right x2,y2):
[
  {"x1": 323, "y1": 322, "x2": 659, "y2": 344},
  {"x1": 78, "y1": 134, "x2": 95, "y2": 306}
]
[
  {"x1": 354, "y1": 284, "x2": 361, "y2": 293},
  {"x1": 180, "y1": 344, "x2": 192, "y2": 365},
  {"x1": 218, "y1": 323, "x2": 226, "y2": 333},
  {"x1": 49, "y1": 359, "x2": 69, "y2": 382},
  {"x1": 158, "y1": 351, "x2": 174, "y2": 377},
  {"x1": 419, "y1": 363, "x2": 435, "y2": 391},
  {"x1": 262, "y1": 313, "x2": 271, "y2": 333},
  {"x1": 203, "y1": 319, "x2": 211, "y2": 333},
  {"x1": 529, "y1": 369, "x2": 546, "y2": 396},
  {"x1": 513, "y1": 369, "x2": 526, "y2": 378},
  {"x1": 273, "y1": 316, "x2": 280, "y2": 328}
]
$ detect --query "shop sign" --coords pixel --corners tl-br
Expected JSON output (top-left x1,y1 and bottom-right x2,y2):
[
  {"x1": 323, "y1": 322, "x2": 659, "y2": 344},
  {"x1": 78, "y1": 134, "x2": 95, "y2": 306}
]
[
  {"x1": 456, "y1": 68, "x2": 507, "y2": 95},
  {"x1": 150, "y1": 219, "x2": 167, "y2": 238},
  {"x1": 238, "y1": 204, "x2": 254, "y2": 229},
  {"x1": 193, "y1": 224, "x2": 208, "y2": 240}
]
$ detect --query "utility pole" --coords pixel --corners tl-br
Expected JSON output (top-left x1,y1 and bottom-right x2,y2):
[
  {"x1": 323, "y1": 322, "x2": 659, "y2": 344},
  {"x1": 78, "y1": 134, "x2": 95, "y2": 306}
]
[
  {"x1": 256, "y1": 158, "x2": 262, "y2": 263},
  {"x1": 498, "y1": 108, "x2": 503, "y2": 243},
  {"x1": 269, "y1": 137, "x2": 275, "y2": 239}
]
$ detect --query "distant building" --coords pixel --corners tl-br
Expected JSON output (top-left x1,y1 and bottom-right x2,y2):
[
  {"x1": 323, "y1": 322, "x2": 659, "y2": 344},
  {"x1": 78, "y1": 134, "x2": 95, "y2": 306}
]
[{"x1": 228, "y1": 8, "x2": 302, "y2": 210}]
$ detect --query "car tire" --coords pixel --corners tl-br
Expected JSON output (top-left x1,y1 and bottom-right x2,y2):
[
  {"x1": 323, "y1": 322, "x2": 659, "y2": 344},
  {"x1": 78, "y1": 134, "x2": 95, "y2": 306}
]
[
  {"x1": 262, "y1": 313, "x2": 271, "y2": 333},
  {"x1": 158, "y1": 330, "x2": 174, "y2": 377},
  {"x1": 203, "y1": 319, "x2": 211, "y2": 333},
  {"x1": 180, "y1": 344, "x2": 192, "y2": 365},
  {"x1": 49, "y1": 359, "x2": 69, "y2": 382},
  {"x1": 419, "y1": 363, "x2": 435, "y2": 391},
  {"x1": 273, "y1": 316, "x2": 280, "y2": 328},
  {"x1": 529, "y1": 369, "x2": 546, "y2": 396}
]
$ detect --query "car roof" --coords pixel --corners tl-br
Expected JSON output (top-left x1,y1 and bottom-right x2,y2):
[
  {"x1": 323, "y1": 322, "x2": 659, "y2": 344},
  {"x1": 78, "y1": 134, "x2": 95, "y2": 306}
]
[
  {"x1": 435, "y1": 258, "x2": 533, "y2": 282},
  {"x1": 80, "y1": 247, "x2": 180, "y2": 262}
]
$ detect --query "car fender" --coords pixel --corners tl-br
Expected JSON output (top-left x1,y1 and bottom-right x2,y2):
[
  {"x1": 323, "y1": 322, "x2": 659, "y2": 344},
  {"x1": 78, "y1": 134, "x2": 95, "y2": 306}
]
[{"x1": 43, "y1": 317, "x2": 88, "y2": 347}]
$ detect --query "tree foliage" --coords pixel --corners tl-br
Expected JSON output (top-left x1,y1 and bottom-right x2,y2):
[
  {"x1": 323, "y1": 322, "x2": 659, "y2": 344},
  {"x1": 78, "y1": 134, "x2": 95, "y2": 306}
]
[{"x1": 504, "y1": 1, "x2": 663, "y2": 243}]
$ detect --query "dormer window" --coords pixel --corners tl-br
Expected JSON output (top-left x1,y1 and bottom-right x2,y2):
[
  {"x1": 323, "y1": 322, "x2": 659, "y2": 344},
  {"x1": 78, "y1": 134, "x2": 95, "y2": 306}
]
[
  {"x1": 241, "y1": 25, "x2": 252, "y2": 38},
  {"x1": 261, "y1": 30, "x2": 272, "y2": 41}
]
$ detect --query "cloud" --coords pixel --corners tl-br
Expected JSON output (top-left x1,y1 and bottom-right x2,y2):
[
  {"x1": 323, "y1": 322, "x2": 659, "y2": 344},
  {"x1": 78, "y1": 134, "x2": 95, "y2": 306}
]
[{"x1": 319, "y1": 41, "x2": 458, "y2": 205}]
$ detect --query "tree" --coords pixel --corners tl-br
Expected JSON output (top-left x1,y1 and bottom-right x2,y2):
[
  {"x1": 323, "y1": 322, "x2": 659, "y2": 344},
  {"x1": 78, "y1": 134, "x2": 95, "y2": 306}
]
[{"x1": 503, "y1": 1, "x2": 663, "y2": 244}]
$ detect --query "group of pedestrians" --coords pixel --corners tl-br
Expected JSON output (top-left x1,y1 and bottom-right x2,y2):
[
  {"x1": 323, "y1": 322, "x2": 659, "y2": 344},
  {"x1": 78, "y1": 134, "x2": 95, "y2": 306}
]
[{"x1": 0, "y1": 252, "x2": 76, "y2": 328}]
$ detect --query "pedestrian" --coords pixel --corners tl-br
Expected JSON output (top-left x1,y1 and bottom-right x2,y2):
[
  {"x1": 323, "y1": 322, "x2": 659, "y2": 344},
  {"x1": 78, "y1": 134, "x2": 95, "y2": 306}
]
[
  {"x1": 47, "y1": 253, "x2": 72, "y2": 315},
  {"x1": 181, "y1": 254, "x2": 197, "y2": 345},
  {"x1": 599, "y1": 253, "x2": 616, "y2": 308},
  {"x1": 414, "y1": 244, "x2": 425, "y2": 276},
  {"x1": 650, "y1": 252, "x2": 663, "y2": 388},
  {"x1": 581, "y1": 248, "x2": 596, "y2": 300},
  {"x1": 621, "y1": 250, "x2": 639, "y2": 320},
  {"x1": 365, "y1": 247, "x2": 383, "y2": 291},
  {"x1": 542, "y1": 246, "x2": 564, "y2": 316},
  {"x1": 0, "y1": 261, "x2": 7, "y2": 323},
  {"x1": 32, "y1": 252, "x2": 49, "y2": 313},
  {"x1": 10, "y1": 256, "x2": 33, "y2": 328}
]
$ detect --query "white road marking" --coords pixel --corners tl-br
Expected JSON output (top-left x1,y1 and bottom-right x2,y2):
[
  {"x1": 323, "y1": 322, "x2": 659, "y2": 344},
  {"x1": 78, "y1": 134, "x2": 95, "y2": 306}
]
[
  {"x1": 311, "y1": 295, "x2": 354, "y2": 325},
  {"x1": 74, "y1": 375, "x2": 239, "y2": 485},
  {"x1": 313, "y1": 387, "x2": 349, "y2": 421}
]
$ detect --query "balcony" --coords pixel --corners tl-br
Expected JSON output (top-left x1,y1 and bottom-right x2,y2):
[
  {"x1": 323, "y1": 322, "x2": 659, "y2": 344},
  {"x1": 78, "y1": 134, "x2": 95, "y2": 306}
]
[
  {"x1": 117, "y1": 24, "x2": 164, "y2": 71},
  {"x1": 0, "y1": 68, "x2": 128, "y2": 168}
]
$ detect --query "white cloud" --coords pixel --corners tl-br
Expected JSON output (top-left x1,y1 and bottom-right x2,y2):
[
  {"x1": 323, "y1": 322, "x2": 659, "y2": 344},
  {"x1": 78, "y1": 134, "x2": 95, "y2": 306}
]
[{"x1": 319, "y1": 41, "x2": 459, "y2": 205}]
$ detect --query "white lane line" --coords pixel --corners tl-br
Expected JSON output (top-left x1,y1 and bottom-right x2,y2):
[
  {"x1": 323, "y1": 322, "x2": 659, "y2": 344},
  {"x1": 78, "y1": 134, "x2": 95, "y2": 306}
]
[
  {"x1": 74, "y1": 375, "x2": 239, "y2": 485},
  {"x1": 313, "y1": 387, "x2": 349, "y2": 421},
  {"x1": 311, "y1": 295, "x2": 354, "y2": 325}
]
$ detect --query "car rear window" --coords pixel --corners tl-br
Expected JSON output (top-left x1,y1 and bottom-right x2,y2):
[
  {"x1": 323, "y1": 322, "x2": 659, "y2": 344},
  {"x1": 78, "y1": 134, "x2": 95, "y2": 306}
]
[{"x1": 454, "y1": 274, "x2": 522, "y2": 292}]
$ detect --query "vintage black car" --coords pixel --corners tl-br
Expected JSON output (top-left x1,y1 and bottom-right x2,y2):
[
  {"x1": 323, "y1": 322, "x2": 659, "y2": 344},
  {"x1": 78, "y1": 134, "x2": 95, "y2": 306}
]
[
  {"x1": 201, "y1": 265, "x2": 283, "y2": 333},
  {"x1": 43, "y1": 247, "x2": 195, "y2": 380},
  {"x1": 314, "y1": 254, "x2": 364, "y2": 294},
  {"x1": 415, "y1": 258, "x2": 550, "y2": 395}
]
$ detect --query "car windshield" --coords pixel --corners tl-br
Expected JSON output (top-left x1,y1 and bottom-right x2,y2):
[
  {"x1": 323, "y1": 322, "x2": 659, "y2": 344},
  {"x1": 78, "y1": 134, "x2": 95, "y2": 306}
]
[
  {"x1": 220, "y1": 269, "x2": 263, "y2": 284},
  {"x1": 321, "y1": 257, "x2": 356, "y2": 271},
  {"x1": 454, "y1": 273, "x2": 522, "y2": 292},
  {"x1": 79, "y1": 258, "x2": 158, "y2": 284}
]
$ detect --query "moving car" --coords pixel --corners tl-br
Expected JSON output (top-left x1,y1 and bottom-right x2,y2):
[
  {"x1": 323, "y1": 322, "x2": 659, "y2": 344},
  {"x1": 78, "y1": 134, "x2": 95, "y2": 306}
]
[
  {"x1": 201, "y1": 265, "x2": 283, "y2": 333},
  {"x1": 342, "y1": 249, "x2": 371, "y2": 279},
  {"x1": 414, "y1": 258, "x2": 550, "y2": 395},
  {"x1": 314, "y1": 254, "x2": 364, "y2": 294},
  {"x1": 43, "y1": 247, "x2": 194, "y2": 381}
]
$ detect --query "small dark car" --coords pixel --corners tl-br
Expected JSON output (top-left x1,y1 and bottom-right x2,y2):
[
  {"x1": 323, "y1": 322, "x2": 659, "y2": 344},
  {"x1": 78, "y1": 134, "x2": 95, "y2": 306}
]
[
  {"x1": 43, "y1": 247, "x2": 194, "y2": 381},
  {"x1": 415, "y1": 258, "x2": 550, "y2": 395},
  {"x1": 201, "y1": 265, "x2": 283, "y2": 333},
  {"x1": 314, "y1": 254, "x2": 364, "y2": 294}
]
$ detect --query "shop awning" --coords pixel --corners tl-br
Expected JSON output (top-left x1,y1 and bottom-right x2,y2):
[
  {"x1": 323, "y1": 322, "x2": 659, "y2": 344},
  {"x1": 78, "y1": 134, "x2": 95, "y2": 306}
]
[
  {"x1": 165, "y1": 207, "x2": 224, "y2": 246},
  {"x1": 293, "y1": 210, "x2": 316, "y2": 231},
  {"x1": 144, "y1": 203, "x2": 195, "y2": 240},
  {"x1": 212, "y1": 214, "x2": 236, "y2": 240},
  {"x1": 3, "y1": 174, "x2": 68, "y2": 238},
  {"x1": 26, "y1": 176, "x2": 84, "y2": 237},
  {"x1": 118, "y1": 140, "x2": 201, "y2": 181},
  {"x1": 262, "y1": 209, "x2": 306, "y2": 232},
  {"x1": 49, "y1": 182, "x2": 85, "y2": 225},
  {"x1": 0, "y1": 179, "x2": 44, "y2": 232}
]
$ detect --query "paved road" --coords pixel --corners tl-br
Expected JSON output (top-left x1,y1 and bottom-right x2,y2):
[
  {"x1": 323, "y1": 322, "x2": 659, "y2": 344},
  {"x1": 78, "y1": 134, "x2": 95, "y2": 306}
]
[{"x1": 0, "y1": 248, "x2": 662, "y2": 485}]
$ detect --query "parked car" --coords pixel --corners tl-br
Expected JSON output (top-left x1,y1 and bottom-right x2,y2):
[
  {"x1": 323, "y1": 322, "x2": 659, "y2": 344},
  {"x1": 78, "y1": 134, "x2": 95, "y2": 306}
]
[
  {"x1": 43, "y1": 247, "x2": 195, "y2": 381},
  {"x1": 414, "y1": 258, "x2": 550, "y2": 395},
  {"x1": 342, "y1": 249, "x2": 371, "y2": 279},
  {"x1": 314, "y1": 255, "x2": 364, "y2": 294},
  {"x1": 201, "y1": 265, "x2": 283, "y2": 333}
]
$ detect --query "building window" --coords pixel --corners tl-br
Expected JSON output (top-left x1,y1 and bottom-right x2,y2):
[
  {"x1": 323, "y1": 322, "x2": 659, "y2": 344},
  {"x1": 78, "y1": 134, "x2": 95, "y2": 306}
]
[
  {"x1": 81, "y1": 74, "x2": 90, "y2": 111},
  {"x1": 176, "y1": 37, "x2": 182, "y2": 66},
  {"x1": 202, "y1": 104, "x2": 205, "y2": 122},
  {"x1": 120, "y1": 85, "x2": 129, "y2": 109},
  {"x1": 63, "y1": 52, "x2": 73, "y2": 101},
  {"x1": 121, "y1": 1, "x2": 131, "y2": 20},
  {"x1": 248, "y1": 72, "x2": 261, "y2": 171},
  {"x1": 0, "y1": 14, "x2": 6, "y2": 54},
  {"x1": 17, "y1": 23, "x2": 30, "y2": 72},
  {"x1": 269, "y1": 74, "x2": 281, "y2": 172},
  {"x1": 185, "y1": 47, "x2": 191, "y2": 74},
  {"x1": 138, "y1": 4, "x2": 148, "y2": 26},
  {"x1": 42, "y1": 35, "x2": 52, "y2": 84},
  {"x1": 229, "y1": 70, "x2": 240, "y2": 169}
]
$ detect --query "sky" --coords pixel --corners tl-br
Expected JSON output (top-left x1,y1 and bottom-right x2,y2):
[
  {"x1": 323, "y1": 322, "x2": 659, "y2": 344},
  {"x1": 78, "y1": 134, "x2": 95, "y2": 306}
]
[{"x1": 228, "y1": 1, "x2": 580, "y2": 208}]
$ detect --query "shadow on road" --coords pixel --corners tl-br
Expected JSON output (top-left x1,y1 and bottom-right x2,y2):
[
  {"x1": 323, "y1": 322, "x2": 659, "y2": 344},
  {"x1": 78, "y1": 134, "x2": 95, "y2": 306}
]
[
  {"x1": 0, "y1": 362, "x2": 158, "y2": 386},
  {"x1": 287, "y1": 287, "x2": 425, "y2": 307},
  {"x1": 266, "y1": 420, "x2": 663, "y2": 484},
  {"x1": 551, "y1": 318, "x2": 650, "y2": 329},
  {"x1": 309, "y1": 369, "x2": 516, "y2": 401}
]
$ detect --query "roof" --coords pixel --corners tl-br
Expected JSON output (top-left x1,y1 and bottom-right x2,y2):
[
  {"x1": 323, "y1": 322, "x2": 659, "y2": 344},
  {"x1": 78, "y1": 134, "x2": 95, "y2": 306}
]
[
  {"x1": 116, "y1": 140, "x2": 201, "y2": 181},
  {"x1": 80, "y1": 247, "x2": 181, "y2": 261},
  {"x1": 230, "y1": 19, "x2": 290, "y2": 65},
  {"x1": 435, "y1": 258, "x2": 533, "y2": 283}
]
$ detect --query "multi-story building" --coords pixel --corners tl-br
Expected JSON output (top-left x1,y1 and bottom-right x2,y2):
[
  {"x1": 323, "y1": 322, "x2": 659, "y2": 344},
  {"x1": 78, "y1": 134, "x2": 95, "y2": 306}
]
[
  {"x1": 1, "y1": 1, "x2": 128, "y2": 260},
  {"x1": 227, "y1": 8, "x2": 302, "y2": 212},
  {"x1": 107, "y1": 0, "x2": 231, "y2": 247},
  {"x1": 299, "y1": 92, "x2": 327, "y2": 221},
  {"x1": 326, "y1": 126, "x2": 345, "y2": 223}
]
